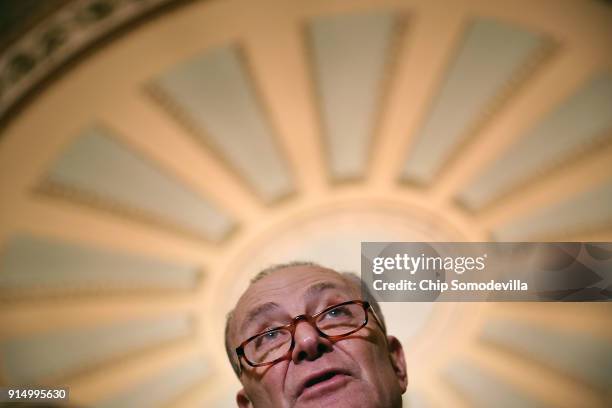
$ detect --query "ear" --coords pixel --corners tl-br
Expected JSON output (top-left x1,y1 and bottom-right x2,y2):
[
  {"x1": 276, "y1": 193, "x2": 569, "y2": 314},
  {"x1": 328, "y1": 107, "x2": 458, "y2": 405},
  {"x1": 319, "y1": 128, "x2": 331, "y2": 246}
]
[
  {"x1": 236, "y1": 388, "x2": 252, "y2": 408},
  {"x1": 386, "y1": 335, "x2": 408, "y2": 392}
]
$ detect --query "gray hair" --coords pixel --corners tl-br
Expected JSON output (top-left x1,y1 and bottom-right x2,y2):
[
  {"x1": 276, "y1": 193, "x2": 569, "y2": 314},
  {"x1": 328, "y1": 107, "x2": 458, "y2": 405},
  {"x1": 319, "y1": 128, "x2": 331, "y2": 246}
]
[{"x1": 224, "y1": 261, "x2": 386, "y2": 377}]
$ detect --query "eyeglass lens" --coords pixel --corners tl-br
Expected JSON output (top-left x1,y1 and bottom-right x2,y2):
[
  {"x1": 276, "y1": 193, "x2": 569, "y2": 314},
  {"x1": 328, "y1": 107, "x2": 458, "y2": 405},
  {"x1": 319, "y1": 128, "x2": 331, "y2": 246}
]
[{"x1": 243, "y1": 302, "x2": 366, "y2": 365}]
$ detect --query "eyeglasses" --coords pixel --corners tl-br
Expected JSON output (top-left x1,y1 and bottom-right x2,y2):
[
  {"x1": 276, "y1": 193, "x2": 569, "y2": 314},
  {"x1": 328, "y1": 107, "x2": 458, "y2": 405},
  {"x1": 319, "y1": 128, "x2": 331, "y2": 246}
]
[{"x1": 235, "y1": 300, "x2": 382, "y2": 371}]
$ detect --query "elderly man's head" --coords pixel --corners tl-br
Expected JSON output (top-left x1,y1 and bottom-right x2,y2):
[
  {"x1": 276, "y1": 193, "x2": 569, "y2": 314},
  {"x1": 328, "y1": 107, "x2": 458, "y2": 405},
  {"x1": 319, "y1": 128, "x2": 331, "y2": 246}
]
[{"x1": 225, "y1": 262, "x2": 407, "y2": 408}]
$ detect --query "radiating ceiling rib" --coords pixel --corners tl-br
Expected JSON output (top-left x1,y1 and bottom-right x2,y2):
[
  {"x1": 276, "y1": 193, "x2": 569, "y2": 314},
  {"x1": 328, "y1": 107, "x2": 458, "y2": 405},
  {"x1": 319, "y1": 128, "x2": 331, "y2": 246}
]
[
  {"x1": 152, "y1": 46, "x2": 294, "y2": 202},
  {"x1": 0, "y1": 294, "x2": 197, "y2": 340},
  {"x1": 172, "y1": 376, "x2": 242, "y2": 408},
  {"x1": 481, "y1": 320, "x2": 612, "y2": 390},
  {"x1": 44, "y1": 127, "x2": 235, "y2": 242},
  {"x1": 241, "y1": 14, "x2": 327, "y2": 194},
  {"x1": 99, "y1": 92, "x2": 265, "y2": 222},
  {"x1": 564, "y1": 228, "x2": 612, "y2": 242},
  {"x1": 401, "y1": 19, "x2": 547, "y2": 185},
  {"x1": 465, "y1": 342, "x2": 600, "y2": 408},
  {"x1": 170, "y1": 380, "x2": 218, "y2": 408},
  {"x1": 432, "y1": 51, "x2": 599, "y2": 202},
  {"x1": 69, "y1": 339, "x2": 202, "y2": 406},
  {"x1": 459, "y1": 73, "x2": 612, "y2": 210},
  {"x1": 477, "y1": 142, "x2": 612, "y2": 230},
  {"x1": 368, "y1": 5, "x2": 465, "y2": 187},
  {"x1": 0, "y1": 235, "x2": 200, "y2": 295},
  {"x1": 18, "y1": 196, "x2": 214, "y2": 265},
  {"x1": 445, "y1": 359, "x2": 543, "y2": 408},
  {"x1": 419, "y1": 374, "x2": 470, "y2": 408},
  {"x1": 1, "y1": 315, "x2": 194, "y2": 384},
  {"x1": 492, "y1": 182, "x2": 612, "y2": 241},
  {"x1": 488, "y1": 303, "x2": 612, "y2": 340},
  {"x1": 309, "y1": 11, "x2": 398, "y2": 181},
  {"x1": 94, "y1": 357, "x2": 208, "y2": 408}
]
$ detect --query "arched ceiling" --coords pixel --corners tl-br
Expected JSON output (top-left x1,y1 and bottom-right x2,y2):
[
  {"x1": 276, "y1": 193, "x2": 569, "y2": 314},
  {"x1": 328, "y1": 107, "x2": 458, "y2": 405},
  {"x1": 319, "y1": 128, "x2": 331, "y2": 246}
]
[{"x1": 0, "y1": 0, "x2": 611, "y2": 407}]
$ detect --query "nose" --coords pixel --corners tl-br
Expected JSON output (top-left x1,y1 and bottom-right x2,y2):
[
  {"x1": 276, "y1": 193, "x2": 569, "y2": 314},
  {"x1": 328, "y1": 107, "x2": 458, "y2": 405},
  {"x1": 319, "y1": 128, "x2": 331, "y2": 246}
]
[{"x1": 291, "y1": 317, "x2": 332, "y2": 363}]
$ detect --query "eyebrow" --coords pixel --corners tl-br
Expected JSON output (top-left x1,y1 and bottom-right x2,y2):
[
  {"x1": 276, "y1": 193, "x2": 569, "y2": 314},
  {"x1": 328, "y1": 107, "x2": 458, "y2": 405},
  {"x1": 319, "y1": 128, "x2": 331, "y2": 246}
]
[
  {"x1": 240, "y1": 302, "x2": 280, "y2": 334},
  {"x1": 238, "y1": 282, "x2": 345, "y2": 335},
  {"x1": 304, "y1": 281, "x2": 343, "y2": 302}
]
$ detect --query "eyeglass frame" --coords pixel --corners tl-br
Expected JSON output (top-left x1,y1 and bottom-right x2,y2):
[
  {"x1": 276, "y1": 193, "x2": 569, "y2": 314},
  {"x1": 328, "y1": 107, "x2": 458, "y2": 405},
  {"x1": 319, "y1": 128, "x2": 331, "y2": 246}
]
[{"x1": 234, "y1": 299, "x2": 385, "y2": 374}]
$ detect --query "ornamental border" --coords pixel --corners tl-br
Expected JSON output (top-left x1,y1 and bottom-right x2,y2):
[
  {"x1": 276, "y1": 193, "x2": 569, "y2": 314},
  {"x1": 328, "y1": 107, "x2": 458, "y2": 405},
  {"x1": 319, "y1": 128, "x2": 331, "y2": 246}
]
[{"x1": 0, "y1": 0, "x2": 189, "y2": 128}]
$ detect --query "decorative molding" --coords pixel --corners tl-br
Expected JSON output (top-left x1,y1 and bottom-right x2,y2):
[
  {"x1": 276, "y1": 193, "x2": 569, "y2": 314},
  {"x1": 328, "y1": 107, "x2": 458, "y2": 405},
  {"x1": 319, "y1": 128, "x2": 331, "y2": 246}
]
[
  {"x1": 0, "y1": 0, "x2": 190, "y2": 126},
  {"x1": 33, "y1": 325, "x2": 197, "y2": 385},
  {"x1": 35, "y1": 180, "x2": 236, "y2": 245},
  {"x1": 305, "y1": 10, "x2": 403, "y2": 181},
  {"x1": 1, "y1": 314, "x2": 196, "y2": 384},
  {"x1": 460, "y1": 133, "x2": 612, "y2": 216},
  {"x1": 144, "y1": 81, "x2": 267, "y2": 202},
  {"x1": 458, "y1": 73, "x2": 612, "y2": 211},
  {"x1": 146, "y1": 45, "x2": 295, "y2": 202},
  {"x1": 433, "y1": 36, "x2": 557, "y2": 189},
  {"x1": 400, "y1": 18, "x2": 554, "y2": 186},
  {"x1": 0, "y1": 273, "x2": 204, "y2": 303}
]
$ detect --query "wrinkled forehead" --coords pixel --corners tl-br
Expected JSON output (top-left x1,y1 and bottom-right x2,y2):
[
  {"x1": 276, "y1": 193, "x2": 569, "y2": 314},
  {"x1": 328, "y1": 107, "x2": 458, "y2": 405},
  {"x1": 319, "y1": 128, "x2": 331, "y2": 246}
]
[{"x1": 231, "y1": 266, "x2": 360, "y2": 337}]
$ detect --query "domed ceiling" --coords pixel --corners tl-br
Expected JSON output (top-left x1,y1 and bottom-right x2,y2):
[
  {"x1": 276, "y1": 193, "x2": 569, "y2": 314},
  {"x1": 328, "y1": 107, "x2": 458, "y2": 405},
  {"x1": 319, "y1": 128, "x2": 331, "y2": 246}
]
[{"x1": 0, "y1": 0, "x2": 611, "y2": 407}]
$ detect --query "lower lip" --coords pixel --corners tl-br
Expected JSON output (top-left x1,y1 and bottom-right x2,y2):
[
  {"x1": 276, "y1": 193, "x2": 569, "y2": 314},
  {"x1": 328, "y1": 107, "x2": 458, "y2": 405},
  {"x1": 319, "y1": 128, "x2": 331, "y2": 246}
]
[{"x1": 299, "y1": 374, "x2": 352, "y2": 400}]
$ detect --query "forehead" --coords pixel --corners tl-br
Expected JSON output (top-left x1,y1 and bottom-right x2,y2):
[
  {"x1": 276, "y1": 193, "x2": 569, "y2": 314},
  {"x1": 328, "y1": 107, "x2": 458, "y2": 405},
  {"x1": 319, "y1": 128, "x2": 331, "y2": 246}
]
[{"x1": 232, "y1": 266, "x2": 358, "y2": 332}]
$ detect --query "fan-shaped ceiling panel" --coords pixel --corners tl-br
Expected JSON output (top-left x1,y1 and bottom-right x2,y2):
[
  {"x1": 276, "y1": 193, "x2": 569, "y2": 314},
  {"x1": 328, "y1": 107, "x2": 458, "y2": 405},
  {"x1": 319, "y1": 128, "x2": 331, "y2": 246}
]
[
  {"x1": 481, "y1": 319, "x2": 612, "y2": 389},
  {"x1": 95, "y1": 357, "x2": 208, "y2": 408},
  {"x1": 401, "y1": 19, "x2": 549, "y2": 184},
  {"x1": 309, "y1": 10, "x2": 399, "y2": 180},
  {"x1": 0, "y1": 235, "x2": 200, "y2": 296},
  {"x1": 43, "y1": 126, "x2": 235, "y2": 241},
  {"x1": 2, "y1": 315, "x2": 194, "y2": 384},
  {"x1": 151, "y1": 46, "x2": 294, "y2": 202},
  {"x1": 459, "y1": 73, "x2": 612, "y2": 210},
  {"x1": 445, "y1": 359, "x2": 543, "y2": 408},
  {"x1": 493, "y1": 182, "x2": 612, "y2": 240}
]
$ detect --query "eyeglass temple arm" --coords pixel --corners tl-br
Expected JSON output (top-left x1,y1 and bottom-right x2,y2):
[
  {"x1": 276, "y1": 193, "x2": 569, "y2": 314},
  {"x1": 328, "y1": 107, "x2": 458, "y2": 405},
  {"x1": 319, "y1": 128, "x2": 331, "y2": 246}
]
[{"x1": 367, "y1": 302, "x2": 388, "y2": 338}]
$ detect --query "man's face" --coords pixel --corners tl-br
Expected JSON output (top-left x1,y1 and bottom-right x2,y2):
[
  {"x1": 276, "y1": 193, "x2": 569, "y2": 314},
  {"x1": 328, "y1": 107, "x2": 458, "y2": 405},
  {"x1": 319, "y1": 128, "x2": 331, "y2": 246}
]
[{"x1": 229, "y1": 266, "x2": 407, "y2": 408}]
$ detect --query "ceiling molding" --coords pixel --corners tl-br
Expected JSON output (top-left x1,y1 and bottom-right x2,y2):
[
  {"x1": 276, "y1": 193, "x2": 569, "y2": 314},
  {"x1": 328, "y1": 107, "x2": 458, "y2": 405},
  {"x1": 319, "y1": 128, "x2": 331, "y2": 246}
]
[{"x1": 0, "y1": 0, "x2": 198, "y2": 130}]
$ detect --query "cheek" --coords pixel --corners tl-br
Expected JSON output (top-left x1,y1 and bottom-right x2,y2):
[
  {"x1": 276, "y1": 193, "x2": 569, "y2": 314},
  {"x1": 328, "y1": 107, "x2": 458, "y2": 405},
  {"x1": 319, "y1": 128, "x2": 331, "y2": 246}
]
[
  {"x1": 349, "y1": 341, "x2": 396, "y2": 386},
  {"x1": 334, "y1": 338, "x2": 379, "y2": 377},
  {"x1": 248, "y1": 362, "x2": 290, "y2": 405},
  {"x1": 331, "y1": 341, "x2": 398, "y2": 408}
]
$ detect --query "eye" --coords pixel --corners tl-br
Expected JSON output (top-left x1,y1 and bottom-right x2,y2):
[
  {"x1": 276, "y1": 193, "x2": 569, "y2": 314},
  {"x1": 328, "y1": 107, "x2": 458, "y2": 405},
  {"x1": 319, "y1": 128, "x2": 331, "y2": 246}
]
[
  {"x1": 255, "y1": 330, "x2": 281, "y2": 347},
  {"x1": 264, "y1": 331, "x2": 279, "y2": 339},
  {"x1": 324, "y1": 305, "x2": 352, "y2": 319}
]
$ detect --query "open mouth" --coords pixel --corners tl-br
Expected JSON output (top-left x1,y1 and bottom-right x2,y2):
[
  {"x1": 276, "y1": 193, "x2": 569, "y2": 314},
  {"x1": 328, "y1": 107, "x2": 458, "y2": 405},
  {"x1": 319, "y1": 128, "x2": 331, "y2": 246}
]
[
  {"x1": 299, "y1": 370, "x2": 351, "y2": 399},
  {"x1": 304, "y1": 371, "x2": 342, "y2": 388}
]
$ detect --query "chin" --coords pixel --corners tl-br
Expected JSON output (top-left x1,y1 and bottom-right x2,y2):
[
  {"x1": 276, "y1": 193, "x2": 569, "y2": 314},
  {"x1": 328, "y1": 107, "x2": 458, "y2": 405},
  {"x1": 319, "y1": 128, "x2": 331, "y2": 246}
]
[{"x1": 293, "y1": 380, "x2": 379, "y2": 408}]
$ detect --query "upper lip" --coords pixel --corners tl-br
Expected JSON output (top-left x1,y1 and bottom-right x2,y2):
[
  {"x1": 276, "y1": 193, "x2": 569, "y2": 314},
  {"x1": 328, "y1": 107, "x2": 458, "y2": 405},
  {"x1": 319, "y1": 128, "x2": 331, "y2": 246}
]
[{"x1": 296, "y1": 368, "x2": 351, "y2": 397}]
